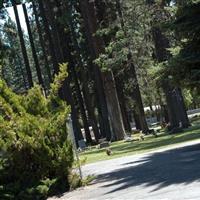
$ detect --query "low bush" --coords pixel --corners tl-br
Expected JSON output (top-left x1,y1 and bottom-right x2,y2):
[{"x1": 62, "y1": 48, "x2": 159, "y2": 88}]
[{"x1": 0, "y1": 64, "x2": 74, "y2": 199}]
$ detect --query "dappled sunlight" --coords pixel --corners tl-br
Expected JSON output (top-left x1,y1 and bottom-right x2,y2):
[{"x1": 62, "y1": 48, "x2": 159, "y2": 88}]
[
  {"x1": 95, "y1": 144, "x2": 200, "y2": 194},
  {"x1": 81, "y1": 126, "x2": 200, "y2": 163}
]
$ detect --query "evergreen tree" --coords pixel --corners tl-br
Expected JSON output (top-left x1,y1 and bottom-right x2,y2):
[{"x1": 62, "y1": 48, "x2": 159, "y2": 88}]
[
  {"x1": 2, "y1": 18, "x2": 27, "y2": 92},
  {"x1": 168, "y1": 1, "x2": 200, "y2": 90}
]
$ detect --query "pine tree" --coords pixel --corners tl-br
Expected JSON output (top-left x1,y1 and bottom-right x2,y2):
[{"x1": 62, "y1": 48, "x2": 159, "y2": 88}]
[
  {"x1": 169, "y1": 1, "x2": 200, "y2": 90},
  {"x1": 80, "y1": 0, "x2": 126, "y2": 141},
  {"x1": 2, "y1": 18, "x2": 27, "y2": 92},
  {"x1": 22, "y1": 3, "x2": 45, "y2": 89},
  {"x1": 148, "y1": 0, "x2": 190, "y2": 130},
  {"x1": 12, "y1": 0, "x2": 33, "y2": 88}
]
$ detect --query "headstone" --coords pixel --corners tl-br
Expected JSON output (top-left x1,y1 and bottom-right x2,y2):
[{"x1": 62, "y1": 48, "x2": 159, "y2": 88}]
[
  {"x1": 99, "y1": 138, "x2": 106, "y2": 143},
  {"x1": 99, "y1": 142, "x2": 110, "y2": 149},
  {"x1": 78, "y1": 140, "x2": 87, "y2": 150},
  {"x1": 124, "y1": 136, "x2": 134, "y2": 142}
]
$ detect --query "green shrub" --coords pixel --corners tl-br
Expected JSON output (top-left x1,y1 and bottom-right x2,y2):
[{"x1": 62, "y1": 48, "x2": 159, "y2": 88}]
[{"x1": 0, "y1": 64, "x2": 74, "y2": 199}]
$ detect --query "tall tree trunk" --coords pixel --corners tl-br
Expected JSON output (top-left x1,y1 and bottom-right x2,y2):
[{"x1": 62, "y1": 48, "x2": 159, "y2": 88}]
[
  {"x1": 131, "y1": 65, "x2": 149, "y2": 133},
  {"x1": 147, "y1": 0, "x2": 190, "y2": 130},
  {"x1": 65, "y1": 3, "x2": 100, "y2": 143},
  {"x1": 12, "y1": 1, "x2": 33, "y2": 88},
  {"x1": 152, "y1": 26, "x2": 190, "y2": 130},
  {"x1": 161, "y1": 104, "x2": 169, "y2": 123},
  {"x1": 22, "y1": 3, "x2": 44, "y2": 88},
  {"x1": 52, "y1": 2, "x2": 93, "y2": 144},
  {"x1": 71, "y1": 65, "x2": 93, "y2": 144},
  {"x1": 133, "y1": 110, "x2": 142, "y2": 130},
  {"x1": 115, "y1": 0, "x2": 149, "y2": 133},
  {"x1": 157, "y1": 88, "x2": 169, "y2": 122},
  {"x1": 80, "y1": 0, "x2": 125, "y2": 141},
  {"x1": 162, "y1": 81, "x2": 180, "y2": 128},
  {"x1": 79, "y1": 0, "x2": 111, "y2": 140},
  {"x1": 174, "y1": 88, "x2": 190, "y2": 128},
  {"x1": 102, "y1": 71, "x2": 126, "y2": 140},
  {"x1": 32, "y1": 1, "x2": 52, "y2": 83},
  {"x1": 43, "y1": 1, "x2": 63, "y2": 66},
  {"x1": 66, "y1": 4, "x2": 101, "y2": 142},
  {"x1": 82, "y1": 84, "x2": 100, "y2": 142},
  {"x1": 62, "y1": 80, "x2": 84, "y2": 142},
  {"x1": 115, "y1": 77, "x2": 131, "y2": 132},
  {"x1": 37, "y1": 0, "x2": 58, "y2": 74},
  {"x1": 41, "y1": 0, "x2": 84, "y2": 143}
]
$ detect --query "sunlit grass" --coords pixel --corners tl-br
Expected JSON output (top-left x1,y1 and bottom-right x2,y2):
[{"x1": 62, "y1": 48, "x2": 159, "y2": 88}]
[{"x1": 80, "y1": 119, "x2": 200, "y2": 164}]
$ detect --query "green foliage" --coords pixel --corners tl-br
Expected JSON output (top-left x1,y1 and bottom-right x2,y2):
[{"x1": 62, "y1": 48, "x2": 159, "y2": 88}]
[
  {"x1": 23, "y1": 85, "x2": 48, "y2": 116},
  {"x1": 95, "y1": 1, "x2": 153, "y2": 72},
  {"x1": 49, "y1": 63, "x2": 68, "y2": 97},
  {"x1": 95, "y1": 0, "x2": 162, "y2": 108},
  {"x1": 182, "y1": 88, "x2": 200, "y2": 109},
  {"x1": 0, "y1": 63, "x2": 74, "y2": 199},
  {"x1": 167, "y1": 1, "x2": 200, "y2": 90},
  {"x1": 80, "y1": 124, "x2": 200, "y2": 164},
  {"x1": 1, "y1": 17, "x2": 27, "y2": 92}
]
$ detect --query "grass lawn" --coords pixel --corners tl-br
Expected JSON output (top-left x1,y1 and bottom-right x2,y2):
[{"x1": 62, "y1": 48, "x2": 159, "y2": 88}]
[{"x1": 80, "y1": 118, "x2": 200, "y2": 164}]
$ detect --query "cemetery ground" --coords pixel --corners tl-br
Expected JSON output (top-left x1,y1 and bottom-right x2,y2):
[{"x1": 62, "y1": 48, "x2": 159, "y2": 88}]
[{"x1": 80, "y1": 116, "x2": 200, "y2": 164}]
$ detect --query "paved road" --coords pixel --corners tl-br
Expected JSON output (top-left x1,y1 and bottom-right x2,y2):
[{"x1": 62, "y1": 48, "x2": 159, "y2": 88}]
[{"x1": 49, "y1": 140, "x2": 200, "y2": 200}]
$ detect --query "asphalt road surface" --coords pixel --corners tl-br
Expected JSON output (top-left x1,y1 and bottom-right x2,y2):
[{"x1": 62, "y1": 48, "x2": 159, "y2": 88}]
[{"x1": 49, "y1": 140, "x2": 200, "y2": 200}]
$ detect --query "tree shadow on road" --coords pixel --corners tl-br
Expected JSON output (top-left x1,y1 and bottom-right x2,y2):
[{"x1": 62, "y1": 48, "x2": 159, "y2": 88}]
[{"x1": 95, "y1": 144, "x2": 200, "y2": 194}]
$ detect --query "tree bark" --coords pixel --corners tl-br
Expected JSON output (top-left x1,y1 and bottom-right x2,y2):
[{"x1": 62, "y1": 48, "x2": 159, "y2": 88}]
[
  {"x1": 102, "y1": 71, "x2": 125, "y2": 140},
  {"x1": 80, "y1": 0, "x2": 126, "y2": 141},
  {"x1": 37, "y1": 0, "x2": 58, "y2": 74},
  {"x1": 65, "y1": 3, "x2": 100, "y2": 143},
  {"x1": 32, "y1": 1, "x2": 52, "y2": 83},
  {"x1": 82, "y1": 84, "x2": 100, "y2": 142},
  {"x1": 79, "y1": 0, "x2": 111, "y2": 140},
  {"x1": 147, "y1": 0, "x2": 190, "y2": 130},
  {"x1": 115, "y1": 77, "x2": 131, "y2": 132},
  {"x1": 41, "y1": 0, "x2": 84, "y2": 143},
  {"x1": 12, "y1": 1, "x2": 33, "y2": 88},
  {"x1": 173, "y1": 88, "x2": 190, "y2": 128},
  {"x1": 131, "y1": 65, "x2": 149, "y2": 133},
  {"x1": 22, "y1": 3, "x2": 44, "y2": 88},
  {"x1": 115, "y1": 0, "x2": 149, "y2": 133},
  {"x1": 61, "y1": 80, "x2": 84, "y2": 142},
  {"x1": 152, "y1": 26, "x2": 190, "y2": 130},
  {"x1": 71, "y1": 64, "x2": 93, "y2": 144},
  {"x1": 133, "y1": 110, "x2": 142, "y2": 130}
]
